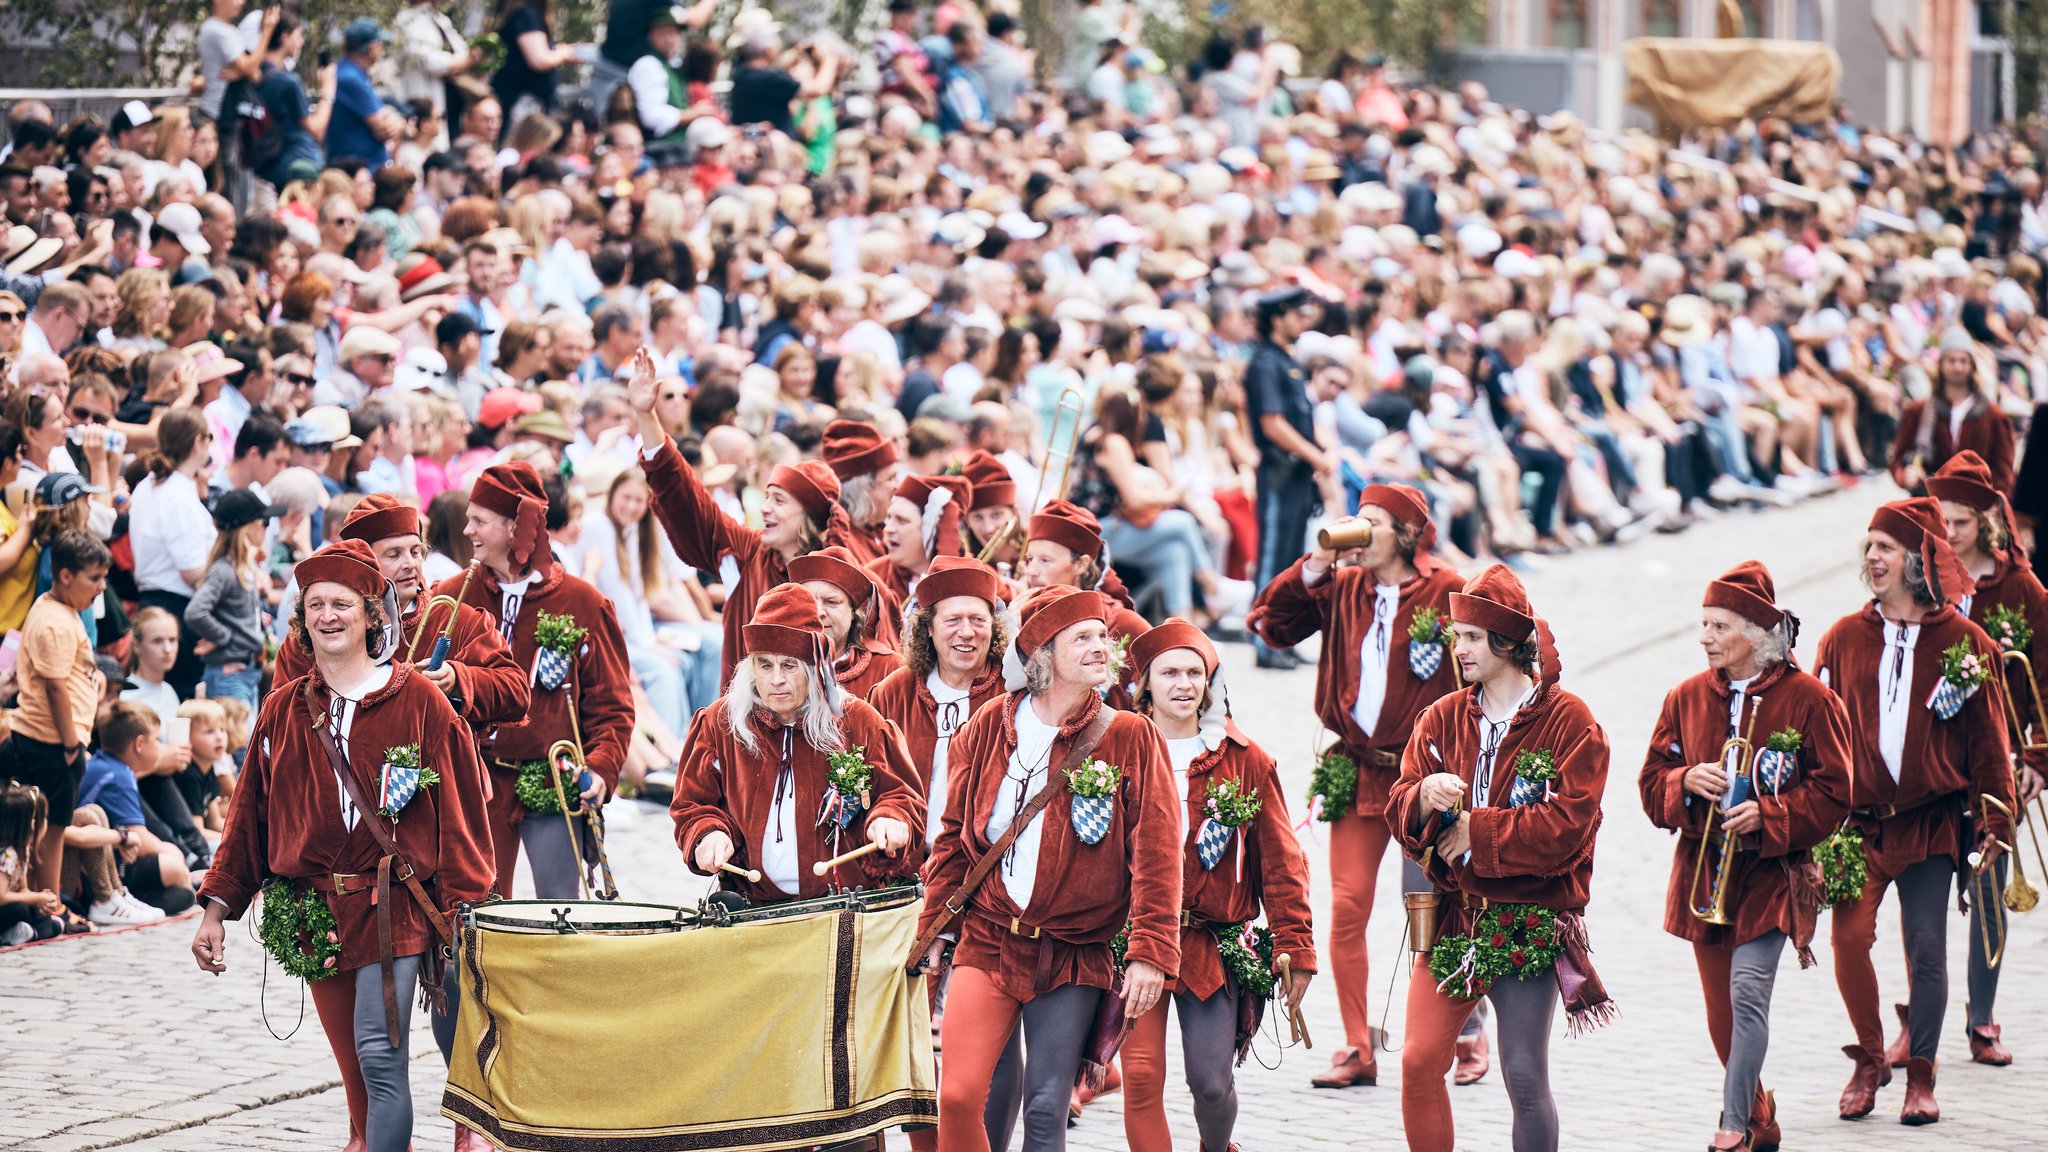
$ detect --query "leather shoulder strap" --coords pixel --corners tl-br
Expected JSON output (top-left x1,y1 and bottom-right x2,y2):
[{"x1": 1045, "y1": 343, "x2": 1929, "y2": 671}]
[
  {"x1": 913, "y1": 704, "x2": 1117, "y2": 959},
  {"x1": 302, "y1": 679, "x2": 455, "y2": 944}
]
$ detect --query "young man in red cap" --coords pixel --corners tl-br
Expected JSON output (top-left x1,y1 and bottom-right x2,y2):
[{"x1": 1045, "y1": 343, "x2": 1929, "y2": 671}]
[
  {"x1": 195, "y1": 539, "x2": 493, "y2": 1152},
  {"x1": 1387, "y1": 563, "x2": 1614, "y2": 1152},
  {"x1": 960, "y1": 448, "x2": 1023, "y2": 577},
  {"x1": 1819, "y1": 497, "x2": 2016, "y2": 1125},
  {"x1": 1639, "y1": 561, "x2": 1853, "y2": 1151},
  {"x1": 917, "y1": 584, "x2": 1182, "y2": 1152},
  {"x1": 1021, "y1": 499, "x2": 1151, "y2": 706},
  {"x1": 629, "y1": 353, "x2": 853, "y2": 686},
  {"x1": 1928, "y1": 449, "x2": 2047, "y2": 1066},
  {"x1": 789, "y1": 545, "x2": 902, "y2": 698},
  {"x1": 1250, "y1": 484, "x2": 1467, "y2": 1089},
  {"x1": 822, "y1": 418, "x2": 903, "y2": 568},
  {"x1": 868, "y1": 472, "x2": 973, "y2": 625},
  {"x1": 442, "y1": 461, "x2": 634, "y2": 901},
  {"x1": 669, "y1": 583, "x2": 924, "y2": 903},
  {"x1": 1119, "y1": 619, "x2": 1316, "y2": 1152}
]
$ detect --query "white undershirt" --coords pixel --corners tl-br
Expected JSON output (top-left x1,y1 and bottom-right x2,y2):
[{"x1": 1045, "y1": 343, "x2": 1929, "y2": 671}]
[
  {"x1": 926, "y1": 671, "x2": 973, "y2": 847},
  {"x1": 326, "y1": 664, "x2": 395, "y2": 831},
  {"x1": 497, "y1": 573, "x2": 534, "y2": 643},
  {"x1": 1351, "y1": 583, "x2": 1402, "y2": 739},
  {"x1": 760, "y1": 725, "x2": 801, "y2": 894},
  {"x1": 1167, "y1": 735, "x2": 1203, "y2": 839},
  {"x1": 1949, "y1": 395, "x2": 1975, "y2": 442},
  {"x1": 987, "y1": 696, "x2": 1060, "y2": 913},
  {"x1": 1470, "y1": 684, "x2": 1538, "y2": 811},
  {"x1": 1879, "y1": 621, "x2": 1919, "y2": 784}
]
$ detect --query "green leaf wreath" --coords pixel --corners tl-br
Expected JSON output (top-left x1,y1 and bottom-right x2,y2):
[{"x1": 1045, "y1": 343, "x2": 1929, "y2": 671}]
[
  {"x1": 259, "y1": 880, "x2": 341, "y2": 982},
  {"x1": 1204, "y1": 778, "x2": 1262, "y2": 828},
  {"x1": 1407, "y1": 606, "x2": 1451, "y2": 648},
  {"x1": 1218, "y1": 922, "x2": 1277, "y2": 998},
  {"x1": 1109, "y1": 919, "x2": 1132, "y2": 969},
  {"x1": 1986, "y1": 603, "x2": 2033, "y2": 653},
  {"x1": 1067, "y1": 756, "x2": 1122, "y2": 799},
  {"x1": 1511, "y1": 748, "x2": 1558, "y2": 783},
  {"x1": 1765, "y1": 728, "x2": 1804, "y2": 754},
  {"x1": 534, "y1": 611, "x2": 588, "y2": 655},
  {"x1": 377, "y1": 744, "x2": 439, "y2": 817},
  {"x1": 1308, "y1": 751, "x2": 1357, "y2": 822},
  {"x1": 1426, "y1": 902, "x2": 1564, "y2": 1002},
  {"x1": 515, "y1": 758, "x2": 575, "y2": 814},
  {"x1": 1814, "y1": 825, "x2": 1868, "y2": 907}
]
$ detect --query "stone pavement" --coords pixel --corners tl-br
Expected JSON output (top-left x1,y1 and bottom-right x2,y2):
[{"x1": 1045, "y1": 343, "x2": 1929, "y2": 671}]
[{"x1": 5, "y1": 482, "x2": 2047, "y2": 1151}]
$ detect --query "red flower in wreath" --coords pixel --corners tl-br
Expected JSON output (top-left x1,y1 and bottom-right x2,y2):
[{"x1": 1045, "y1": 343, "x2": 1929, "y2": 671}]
[
  {"x1": 1523, "y1": 912, "x2": 1542, "y2": 929},
  {"x1": 1530, "y1": 932, "x2": 1549, "y2": 946},
  {"x1": 1489, "y1": 932, "x2": 1508, "y2": 948},
  {"x1": 1498, "y1": 909, "x2": 1514, "y2": 927},
  {"x1": 1511, "y1": 949, "x2": 1528, "y2": 967}
]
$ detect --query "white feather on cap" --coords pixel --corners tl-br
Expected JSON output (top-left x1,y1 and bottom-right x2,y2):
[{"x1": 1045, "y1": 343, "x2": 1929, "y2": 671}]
[{"x1": 920, "y1": 486, "x2": 955, "y2": 555}]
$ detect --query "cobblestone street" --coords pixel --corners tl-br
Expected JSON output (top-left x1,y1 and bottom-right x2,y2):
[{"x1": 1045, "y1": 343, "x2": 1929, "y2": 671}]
[{"x1": 5, "y1": 483, "x2": 2045, "y2": 1151}]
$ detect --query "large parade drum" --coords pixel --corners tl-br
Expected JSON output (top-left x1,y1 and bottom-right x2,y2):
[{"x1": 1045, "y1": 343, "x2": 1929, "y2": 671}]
[{"x1": 442, "y1": 885, "x2": 936, "y2": 1151}]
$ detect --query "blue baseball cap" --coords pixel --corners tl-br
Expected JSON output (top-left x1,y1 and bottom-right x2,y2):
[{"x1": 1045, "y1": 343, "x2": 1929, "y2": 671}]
[{"x1": 343, "y1": 18, "x2": 392, "y2": 51}]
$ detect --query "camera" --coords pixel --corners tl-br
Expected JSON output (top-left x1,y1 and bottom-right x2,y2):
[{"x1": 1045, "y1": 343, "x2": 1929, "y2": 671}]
[{"x1": 68, "y1": 425, "x2": 126, "y2": 455}]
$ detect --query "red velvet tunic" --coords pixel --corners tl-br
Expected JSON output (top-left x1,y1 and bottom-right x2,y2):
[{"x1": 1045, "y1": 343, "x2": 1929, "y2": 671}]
[
  {"x1": 431, "y1": 563, "x2": 635, "y2": 840},
  {"x1": 276, "y1": 597, "x2": 528, "y2": 730},
  {"x1": 1253, "y1": 558, "x2": 1464, "y2": 817},
  {"x1": 200, "y1": 664, "x2": 495, "y2": 969},
  {"x1": 1963, "y1": 553, "x2": 2048, "y2": 777},
  {"x1": 1890, "y1": 399, "x2": 2015, "y2": 494},
  {"x1": 863, "y1": 555, "x2": 915, "y2": 651},
  {"x1": 641, "y1": 437, "x2": 853, "y2": 687},
  {"x1": 1168, "y1": 720, "x2": 1317, "y2": 998},
  {"x1": 919, "y1": 692, "x2": 1183, "y2": 1002},
  {"x1": 1638, "y1": 663, "x2": 1854, "y2": 949},
  {"x1": 669, "y1": 696, "x2": 926, "y2": 903},
  {"x1": 1813, "y1": 603, "x2": 2016, "y2": 873},
  {"x1": 1386, "y1": 682, "x2": 1610, "y2": 921},
  {"x1": 834, "y1": 644, "x2": 903, "y2": 701},
  {"x1": 868, "y1": 661, "x2": 1007, "y2": 789},
  {"x1": 845, "y1": 523, "x2": 889, "y2": 569}
]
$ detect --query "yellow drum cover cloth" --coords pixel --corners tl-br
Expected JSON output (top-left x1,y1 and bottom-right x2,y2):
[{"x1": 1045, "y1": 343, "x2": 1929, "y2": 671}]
[{"x1": 443, "y1": 897, "x2": 937, "y2": 1150}]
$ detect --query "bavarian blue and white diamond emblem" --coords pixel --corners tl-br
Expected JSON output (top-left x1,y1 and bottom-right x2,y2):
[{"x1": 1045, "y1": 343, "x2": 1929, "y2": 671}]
[
  {"x1": 1753, "y1": 748, "x2": 1795, "y2": 795},
  {"x1": 380, "y1": 760, "x2": 422, "y2": 816},
  {"x1": 1408, "y1": 642, "x2": 1445, "y2": 681},
  {"x1": 1196, "y1": 818, "x2": 1235, "y2": 870},
  {"x1": 1506, "y1": 775, "x2": 1549, "y2": 809},
  {"x1": 1071, "y1": 795, "x2": 1113, "y2": 845},
  {"x1": 1928, "y1": 677, "x2": 1975, "y2": 721},
  {"x1": 535, "y1": 647, "x2": 572, "y2": 691}
]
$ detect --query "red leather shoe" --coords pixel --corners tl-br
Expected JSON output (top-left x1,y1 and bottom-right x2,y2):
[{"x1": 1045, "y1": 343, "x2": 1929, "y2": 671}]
[
  {"x1": 1838, "y1": 1044, "x2": 1891, "y2": 1119},
  {"x1": 1309, "y1": 1045, "x2": 1378, "y2": 1088},
  {"x1": 1454, "y1": 1031, "x2": 1491, "y2": 1086},
  {"x1": 1709, "y1": 1130, "x2": 1751, "y2": 1151},
  {"x1": 1746, "y1": 1087, "x2": 1780, "y2": 1152},
  {"x1": 1885, "y1": 1003, "x2": 1910, "y2": 1068},
  {"x1": 454, "y1": 1126, "x2": 495, "y2": 1152},
  {"x1": 1969, "y1": 1023, "x2": 2013, "y2": 1066},
  {"x1": 1900, "y1": 1057, "x2": 1939, "y2": 1125}
]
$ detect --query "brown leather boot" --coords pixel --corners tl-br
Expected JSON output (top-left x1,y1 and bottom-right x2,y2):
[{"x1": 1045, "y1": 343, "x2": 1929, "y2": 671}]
[
  {"x1": 1837, "y1": 1044, "x2": 1891, "y2": 1119},
  {"x1": 1885, "y1": 1002, "x2": 1911, "y2": 1068},
  {"x1": 1309, "y1": 1045, "x2": 1378, "y2": 1088},
  {"x1": 1454, "y1": 1030, "x2": 1491, "y2": 1085},
  {"x1": 1900, "y1": 1056, "x2": 1939, "y2": 1125},
  {"x1": 1968, "y1": 1023, "x2": 2013, "y2": 1065},
  {"x1": 1709, "y1": 1131, "x2": 1751, "y2": 1151},
  {"x1": 1746, "y1": 1087, "x2": 1780, "y2": 1152}
]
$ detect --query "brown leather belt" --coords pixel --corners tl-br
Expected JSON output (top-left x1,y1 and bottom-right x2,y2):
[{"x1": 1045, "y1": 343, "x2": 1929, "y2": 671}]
[{"x1": 1366, "y1": 749, "x2": 1400, "y2": 770}]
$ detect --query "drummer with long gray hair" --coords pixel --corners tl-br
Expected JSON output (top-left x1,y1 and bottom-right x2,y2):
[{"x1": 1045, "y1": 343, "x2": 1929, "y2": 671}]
[{"x1": 669, "y1": 583, "x2": 924, "y2": 903}]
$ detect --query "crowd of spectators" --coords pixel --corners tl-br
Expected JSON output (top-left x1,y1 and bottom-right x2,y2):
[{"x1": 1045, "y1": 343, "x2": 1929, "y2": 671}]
[{"x1": 0, "y1": 0, "x2": 2045, "y2": 937}]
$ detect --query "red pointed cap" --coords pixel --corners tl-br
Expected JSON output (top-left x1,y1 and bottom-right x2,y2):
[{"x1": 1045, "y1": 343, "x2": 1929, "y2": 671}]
[
  {"x1": 962, "y1": 450, "x2": 1017, "y2": 511},
  {"x1": 1871, "y1": 497, "x2": 1975, "y2": 606},
  {"x1": 1449, "y1": 563, "x2": 1536, "y2": 641},
  {"x1": 894, "y1": 474, "x2": 971, "y2": 557},
  {"x1": 1028, "y1": 499, "x2": 1102, "y2": 561},
  {"x1": 744, "y1": 583, "x2": 833, "y2": 663},
  {"x1": 295, "y1": 538, "x2": 385, "y2": 603},
  {"x1": 1925, "y1": 450, "x2": 1998, "y2": 511},
  {"x1": 471, "y1": 461, "x2": 550, "y2": 571},
  {"x1": 788, "y1": 545, "x2": 877, "y2": 611},
  {"x1": 767, "y1": 460, "x2": 841, "y2": 525},
  {"x1": 1128, "y1": 617, "x2": 1219, "y2": 686},
  {"x1": 1015, "y1": 584, "x2": 1108, "y2": 659},
  {"x1": 339, "y1": 492, "x2": 422, "y2": 546},
  {"x1": 1703, "y1": 560, "x2": 1783, "y2": 631},
  {"x1": 1358, "y1": 483, "x2": 1438, "y2": 555},
  {"x1": 821, "y1": 419, "x2": 898, "y2": 480},
  {"x1": 915, "y1": 555, "x2": 1002, "y2": 610}
]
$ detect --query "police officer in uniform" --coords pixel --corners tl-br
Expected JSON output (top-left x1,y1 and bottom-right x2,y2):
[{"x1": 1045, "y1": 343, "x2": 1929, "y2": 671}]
[{"x1": 1244, "y1": 285, "x2": 1328, "y2": 669}]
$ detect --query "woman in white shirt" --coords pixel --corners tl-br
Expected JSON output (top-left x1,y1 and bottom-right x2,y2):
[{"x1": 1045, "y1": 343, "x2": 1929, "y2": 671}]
[
  {"x1": 580, "y1": 467, "x2": 690, "y2": 738},
  {"x1": 128, "y1": 406, "x2": 218, "y2": 696}
]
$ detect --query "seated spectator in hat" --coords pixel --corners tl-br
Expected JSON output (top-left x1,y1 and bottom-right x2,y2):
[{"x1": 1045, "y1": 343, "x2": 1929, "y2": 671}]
[{"x1": 317, "y1": 325, "x2": 402, "y2": 408}]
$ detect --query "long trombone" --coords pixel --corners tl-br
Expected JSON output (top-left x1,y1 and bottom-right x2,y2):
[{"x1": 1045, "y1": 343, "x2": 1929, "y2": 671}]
[
  {"x1": 404, "y1": 561, "x2": 480, "y2": 666},
  {"x1": 1690, "y1": 696, "x2": 1761, "y2": 925},
  {"x1": 1997, "y1": 650, "x2": 2048, "y2": 753},
  {"x1": 976, "y1": 386, "x2": 1085, "y2": 564}
]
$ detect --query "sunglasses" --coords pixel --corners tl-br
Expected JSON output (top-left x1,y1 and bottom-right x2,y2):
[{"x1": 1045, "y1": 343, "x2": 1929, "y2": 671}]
[
  {"x1": 284, "y1": 372, "x2": 317, "y2": 387},
  {"x1": 69, "y1": 407, "x2": 110, "y2": 425},
  {"x1": 328, "y1": 216, "x2": 359, "y2": 228},
  {"x1": 0, "y1": 311, "x2": 18, "y2": 323}
]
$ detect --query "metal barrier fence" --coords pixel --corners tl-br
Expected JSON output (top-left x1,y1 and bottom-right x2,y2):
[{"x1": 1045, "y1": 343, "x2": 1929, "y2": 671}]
[{"x1": 0, "y1": 89, "x2": 190, "y2": 148}]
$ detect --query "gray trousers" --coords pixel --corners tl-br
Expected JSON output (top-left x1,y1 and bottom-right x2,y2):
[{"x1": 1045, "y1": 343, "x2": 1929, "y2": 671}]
[
  {"x1": 1484, "y1": 969, "x2": 1560, "y2": 1152},
  {"x1": 1007, "y1": 983, "x2": 1102, "y2": 1152},
  {"x1": 1719, "y1": 931, "x2": 1786, "y2": 1131},
  {"x1": 519, "y1": 811, "x2": 585, "y2": 899},
  {"x1": 1966, "y1": 853, "x2": 2007, "y2": 1027},
  {"x1": 1404, "y1": 857, "x2": 1488, "y2": 1041},
  {"x1": 354, "y1": 955, "x2": 421, "y2": 1152},
  {"x1": 1165, "y1": 987, "x2": 1240, "y2": 1151},
  {"x1": 1895, "y1": 856, "x2": 1956, "y2": 1060}
]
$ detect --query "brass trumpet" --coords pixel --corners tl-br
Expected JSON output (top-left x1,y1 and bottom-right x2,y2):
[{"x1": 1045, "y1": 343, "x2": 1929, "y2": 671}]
[
  {"x1": 976, "y1": 385, "x2": 1086, "y2": 566},
  {"x1": 1690, "y1": 697, "x2": 1761, "y2": 926},
  {"x1": 1997, "y1": 650, "x2": 2048, "y2": 753},
  {"x1": 403, "y1": 560, "x2": 480, "y2": 666},
  {"x1": 1981, "y1": 795, "x2": 2040, "y2": 914},
  {"x1": 548, "y1": 736, "x2": 619, "y2": 901}
]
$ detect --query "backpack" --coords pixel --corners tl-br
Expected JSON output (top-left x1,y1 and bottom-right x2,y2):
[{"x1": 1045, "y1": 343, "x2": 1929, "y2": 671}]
[{"x1": 235, "y1": 73, "x2": 286, "y2": 177}]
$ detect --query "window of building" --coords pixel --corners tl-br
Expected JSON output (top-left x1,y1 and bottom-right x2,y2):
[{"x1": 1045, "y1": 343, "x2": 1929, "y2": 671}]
[
  {"x1": 1643, "y1": 0, "x2": 1681, "y2": 37},
  {"x1": 1552, "y1": 0, "x2": 1589, "y2": 48}
]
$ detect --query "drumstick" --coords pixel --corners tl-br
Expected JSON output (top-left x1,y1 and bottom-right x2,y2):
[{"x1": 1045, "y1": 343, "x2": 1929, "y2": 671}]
[
  {"x1": 1277, "y1": 953, "x2": 1312, "y2": 1050},
  {"x1": 716, "y1": 861, "x2": 763, "y2": 884},
  {"x1": 812, "y1": 841, "x2": 883, "y2": 876}
]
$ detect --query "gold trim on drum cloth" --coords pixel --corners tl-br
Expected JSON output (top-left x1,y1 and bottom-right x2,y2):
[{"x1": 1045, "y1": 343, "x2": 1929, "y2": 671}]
[{"x1": 442, "y1": 1084, "x2": 939, "y2": 1152}]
